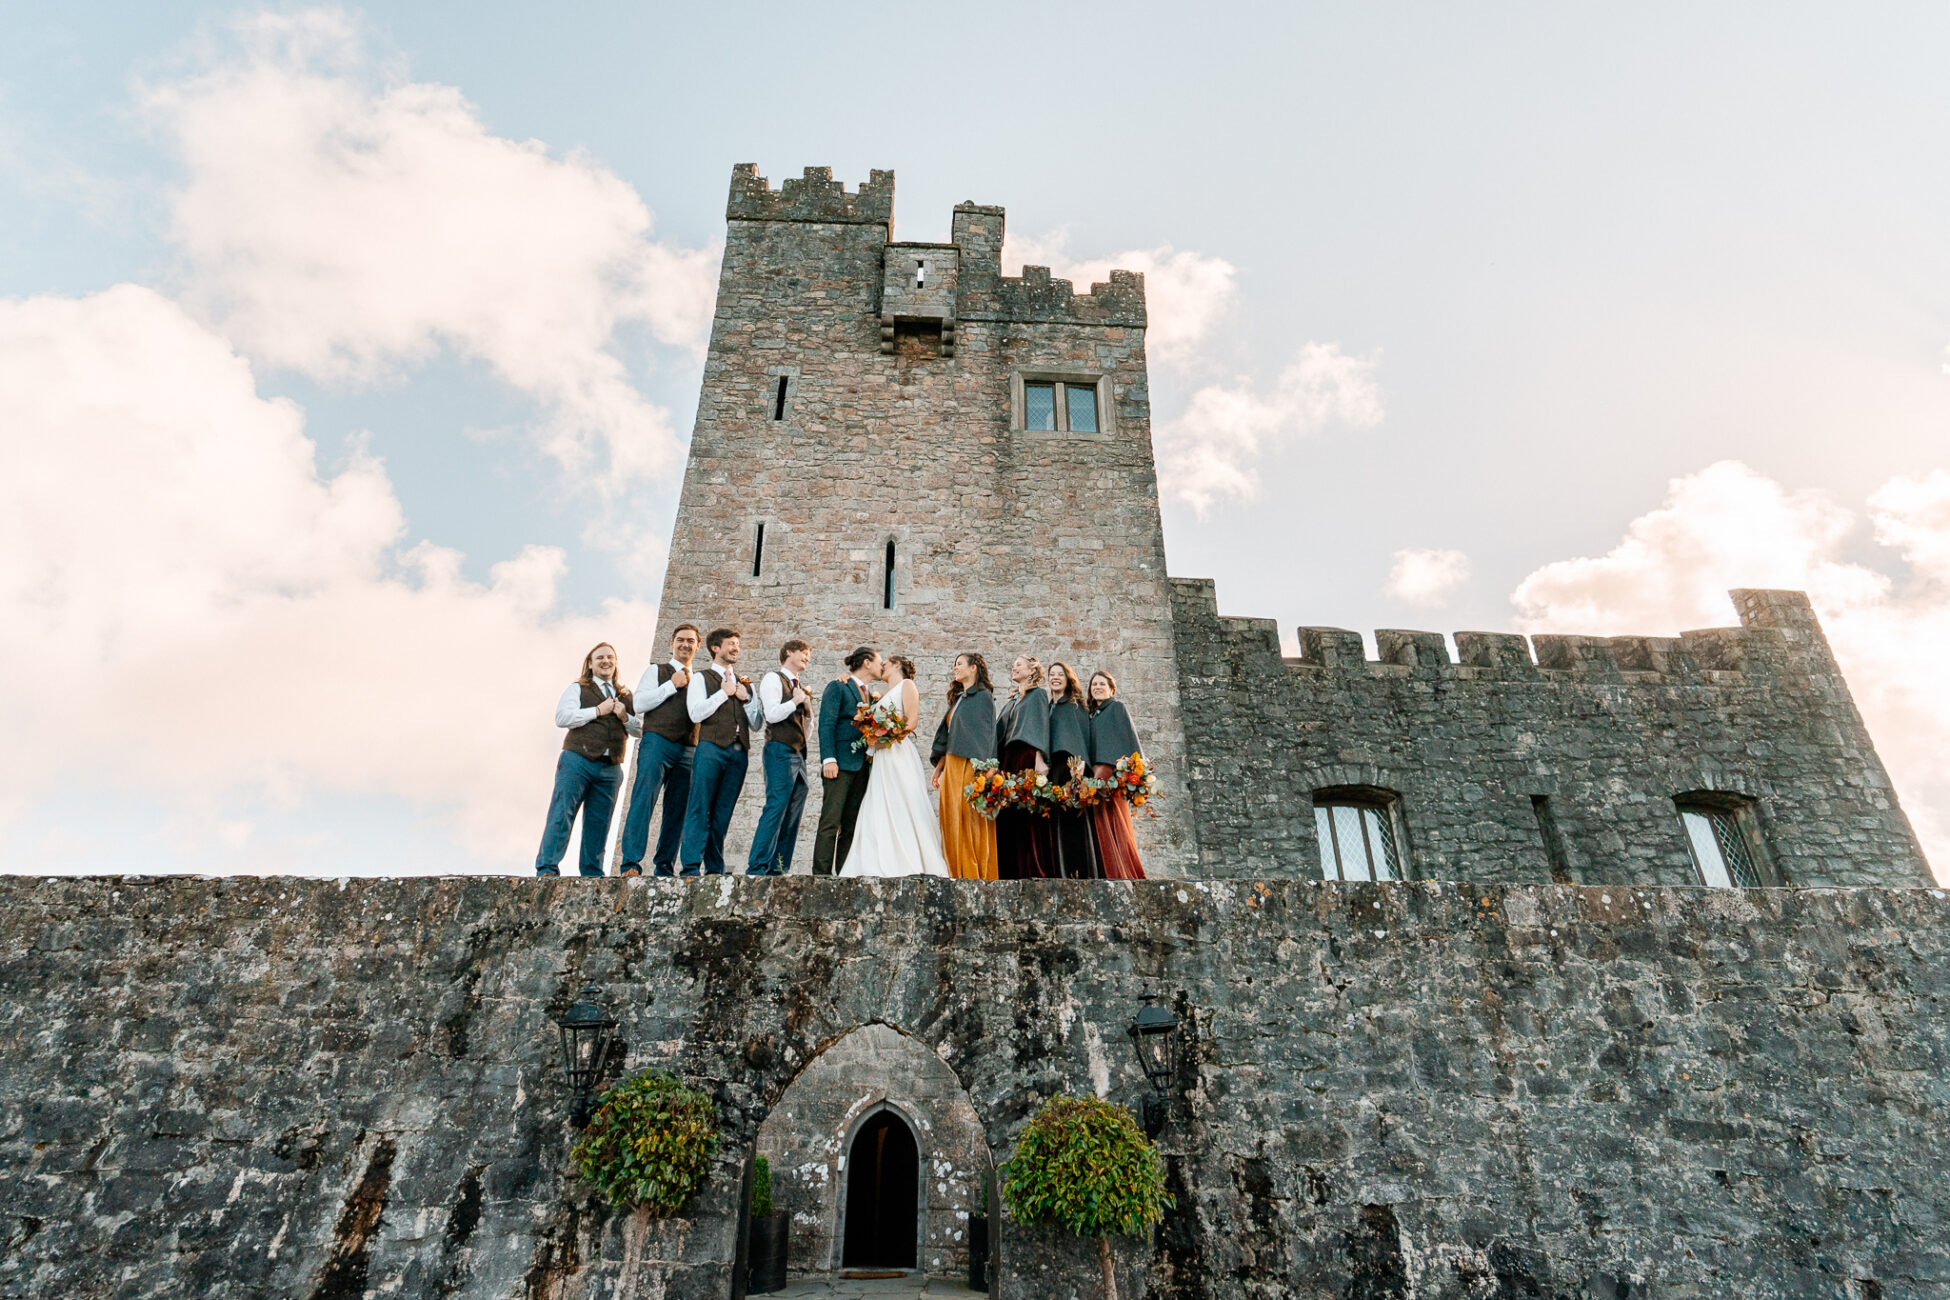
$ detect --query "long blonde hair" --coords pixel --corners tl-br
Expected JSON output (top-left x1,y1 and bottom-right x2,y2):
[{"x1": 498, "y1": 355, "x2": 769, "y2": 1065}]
[
  {"x1": 1014, "y1": 654, "x2": 1045, "y2": 691},
  {"x1": 578, "y1": 642, "x2": 617, "y2": 686}
]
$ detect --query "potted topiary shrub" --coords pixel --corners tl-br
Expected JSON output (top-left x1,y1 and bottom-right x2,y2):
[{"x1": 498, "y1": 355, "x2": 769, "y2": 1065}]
[
  {"x1": 570, "y1": 1069, "x2": 718, "y2": 1216},
  {"x1": 1000, "y1": 1095, "x2": 1172, "y2": 1300},
  {"x1": 745, "y1": 1154, "x2": 789, "y2": 1294}
]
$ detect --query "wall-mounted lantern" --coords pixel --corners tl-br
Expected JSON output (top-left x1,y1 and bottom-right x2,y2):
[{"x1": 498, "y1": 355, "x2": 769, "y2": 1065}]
[
  {"x1": 554, "y1": 984, "x2": 621, "y2": 1125},
  {"x1": 1126, "y1": 987, "x2": 1179, "y2": 1138}
]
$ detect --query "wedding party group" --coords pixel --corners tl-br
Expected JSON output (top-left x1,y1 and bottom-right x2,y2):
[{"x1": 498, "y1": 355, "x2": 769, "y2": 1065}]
[{"x1": 533, "y1": 623, "x2": 1151, "y2": 883}]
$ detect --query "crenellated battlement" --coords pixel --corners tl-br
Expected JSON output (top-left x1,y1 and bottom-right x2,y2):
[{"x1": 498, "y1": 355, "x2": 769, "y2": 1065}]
[
  {"x1": 1166, "y1": 576, "x2": 1927, "y2": 889},
  {"x1": 726, "y1": 163, "x2": 894, "y2": 225},
  {"x1": 1169, "y1": 578, "x2": 1828, "y2": 682},
  {"x1": 976, "y1": 264, "x2": 1148, "y2": 328}
]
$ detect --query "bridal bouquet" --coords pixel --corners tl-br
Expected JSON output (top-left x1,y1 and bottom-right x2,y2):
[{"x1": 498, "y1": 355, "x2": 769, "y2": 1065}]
[
  {"x1": 850, "y1": 697, "x2": 916, "y2": 752},
  {"x1": 1110, "y1": 754, "x2": 1160, "y2": 814},
  {"x1": 961, "y1": 760, "x2": 1017, "y2": 820}
]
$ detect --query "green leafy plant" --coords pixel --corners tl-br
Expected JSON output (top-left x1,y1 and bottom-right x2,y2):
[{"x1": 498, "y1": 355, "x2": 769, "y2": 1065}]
[
  {"x1": 751, "y1": 1153, "x2": 774, "y2": 1218},
  {"x1": 1000, "y1": 1095, "x2": 1172, "y2": 1300},
  {"x1": 571, "y1": 1069, "x2": 719, "y2": 1215}
]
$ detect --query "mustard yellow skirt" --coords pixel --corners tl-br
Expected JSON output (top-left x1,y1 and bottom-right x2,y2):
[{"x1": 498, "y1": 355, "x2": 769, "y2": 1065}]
[{"x1": 938, "y1": 754, "x2": 999, "y2": 881}]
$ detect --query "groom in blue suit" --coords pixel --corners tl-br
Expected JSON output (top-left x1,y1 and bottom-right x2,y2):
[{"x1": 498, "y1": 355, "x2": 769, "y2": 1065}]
[{"x1": 811, "y1": 645, "x2": 880, "y2": 875}]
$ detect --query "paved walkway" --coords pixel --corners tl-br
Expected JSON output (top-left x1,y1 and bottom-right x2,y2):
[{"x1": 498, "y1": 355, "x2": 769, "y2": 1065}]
[{"x1": 767, "y1": 1274, "x2": 981, "y2": 1299}]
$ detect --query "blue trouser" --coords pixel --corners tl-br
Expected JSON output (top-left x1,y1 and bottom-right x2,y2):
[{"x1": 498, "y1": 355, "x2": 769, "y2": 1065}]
[
  {"x1": 617, "y1": 733, "x2": 695, "y2": 876},
  {"x1": 747, "y1": 741, "x2": 809, "y2": 875},
  {"x1": 680, "y1": 741, "x2": 748, "y2": 876},
  {"x1": 534, "y1": 751, "x2": 623, "y2": 877}
]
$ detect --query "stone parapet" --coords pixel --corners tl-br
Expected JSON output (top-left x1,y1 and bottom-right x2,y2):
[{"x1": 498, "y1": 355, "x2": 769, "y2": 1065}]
[
  {"x1": 2, "y1": 874, "x2": 1947, "y2": 1298},
  {"x1": 726, "y1": 164, "x2": 895, "y2": 226}
]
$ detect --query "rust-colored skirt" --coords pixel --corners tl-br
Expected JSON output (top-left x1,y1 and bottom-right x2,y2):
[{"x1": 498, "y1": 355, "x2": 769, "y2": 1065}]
[
  {"x1": 937, "y1": 753, "x2": 998, "y2": 881},
  {"x1": 1090, "y1": 762, "x2": 1147, "y2": 880}
]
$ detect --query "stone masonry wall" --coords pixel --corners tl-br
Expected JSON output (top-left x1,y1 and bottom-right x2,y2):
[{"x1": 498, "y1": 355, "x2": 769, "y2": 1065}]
[
  {"x1": 1170, "y1": 579, "x2": 1932, "y2": 888},
  {"x1": 647, "y1": 165, "x2": 1193, "y2": 875},
  {"x1": 4, "y1": 873, "x2": 1948, "y2": 1298}
]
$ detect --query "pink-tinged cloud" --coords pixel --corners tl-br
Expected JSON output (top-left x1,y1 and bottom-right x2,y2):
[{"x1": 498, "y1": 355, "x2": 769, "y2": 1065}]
[
  {"x1": 1513, "y1": 460, "x2": 1949, "y2": 879},
  {"x1": 143, "y1": 9, "x2": 719, "y2": 509},
  {"x1": 0, "y1": 285, "x2": 658, "y2": 871},
  {"x1": 1386, "y1": 548, "x2": 1472, "y2": 608}
]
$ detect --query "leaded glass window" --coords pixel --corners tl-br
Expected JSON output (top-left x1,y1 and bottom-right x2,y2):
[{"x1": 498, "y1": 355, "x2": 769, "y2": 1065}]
[
  {"x1": 1066, "y1": 383, "x2": 1099, "y2": 433},
  {"x1": 1679, "y1": 806, "x2": 1762, "y2": 888},
  {"x1": 1314, "y1": 801, "x2": 1399, "y2": 882},
  {"x1": 1019, "y1": 378, "x2": 1100, "y2": 433},
  {"x1": 1024, "y1": 382, "x2": 1057, "y2": 431}
]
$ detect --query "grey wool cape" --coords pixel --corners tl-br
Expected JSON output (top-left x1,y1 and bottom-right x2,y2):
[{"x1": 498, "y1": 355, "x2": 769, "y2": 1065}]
[
  {"x1": 941, "y1": 688, "x2": 996, "y2": 762},
  {"x1": 995, "y1": 687, "x2": 1051, "y2": 755},
  {"x1": 1049, "y1": 698, "x2": 1093, "y2": 764},
  {"x1": 1088, "y1": 698, "x2": 1142, "y2": 765}
]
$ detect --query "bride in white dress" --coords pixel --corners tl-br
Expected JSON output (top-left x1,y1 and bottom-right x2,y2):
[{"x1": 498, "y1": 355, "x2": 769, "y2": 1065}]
[{"x1": 839, "y1": 655, "x2": 951, "y2": 878}]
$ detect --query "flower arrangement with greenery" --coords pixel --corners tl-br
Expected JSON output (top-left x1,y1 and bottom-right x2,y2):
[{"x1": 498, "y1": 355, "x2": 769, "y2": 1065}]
[
  {"x1": 999, "y1": 1094, "x2": 1173, "y2": 1300},
  {"x1": 850, "y1": 696, "x2": 916, "y2": 751},
  {"x1": 962, "y1": 759, "x2": 1016, "y2": 819},
  {"x1": 571, "y1": 1069, "x2": 719, "y2": 1215}
]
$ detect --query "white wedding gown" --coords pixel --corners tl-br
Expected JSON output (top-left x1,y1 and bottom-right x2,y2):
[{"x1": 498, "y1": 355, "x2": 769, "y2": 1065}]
[{"x1": 839, "y1": 680, "x2": 951, "y2": 878}]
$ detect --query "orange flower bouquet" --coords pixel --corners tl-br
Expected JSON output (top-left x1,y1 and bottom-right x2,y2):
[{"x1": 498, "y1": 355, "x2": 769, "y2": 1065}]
[
  {"x1": 1111, "y1": 754, "x2": 1161, "y2": 815},
  {"x1": 961, "y1": 760, "x2": 1017, "y2": 820},
  {"x1": 850, "y1": 696, "x2": 916, "y2": 753}
]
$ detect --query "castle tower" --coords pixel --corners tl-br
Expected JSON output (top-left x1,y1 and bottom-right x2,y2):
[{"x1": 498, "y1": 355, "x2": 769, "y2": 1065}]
[{"x1": 653, "y1": 164, "x2": 1194, "y2": 871}]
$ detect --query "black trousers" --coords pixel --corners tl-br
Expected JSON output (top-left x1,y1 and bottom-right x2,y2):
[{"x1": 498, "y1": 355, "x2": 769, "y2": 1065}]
[{"x1": 812, "y1": 764, "x2": 870, "y2": 876}]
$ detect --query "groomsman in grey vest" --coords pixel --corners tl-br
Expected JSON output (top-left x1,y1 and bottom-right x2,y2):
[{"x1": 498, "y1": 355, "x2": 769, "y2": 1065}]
[
  {"x1": 748, "y1": 638, "x2": 814, "y2": 875},
  {"x1": 679, "y1": 628, "x2": 754, "y2": 876},
  {"x1": 616, "y1": 623, "x2": 700, "y2": 877}
]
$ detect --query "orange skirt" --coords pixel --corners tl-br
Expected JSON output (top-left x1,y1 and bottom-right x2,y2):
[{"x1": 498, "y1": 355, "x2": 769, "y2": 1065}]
[
  {"x1": 1090, "y1": 763, "x2": 1146, "y2": 879},
  {"x1": 938, "y1": 754, "x2": 999, "y2": 881}
]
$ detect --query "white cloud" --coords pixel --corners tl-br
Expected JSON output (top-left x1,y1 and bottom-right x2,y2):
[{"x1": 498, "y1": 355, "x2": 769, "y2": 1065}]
[
  {"x1": 1000, "y1": 230, "x2": 1383, "y2": 515},
  {"x1": 1386, "y1": 548, "x2": 1472, "y2": 607},
  {"x1": 0, "y1": 285, "x2": 658, "y2": 872},
  {"x1": 142, "y1": 9, "x2": 719, "y2": 493},
  {"x1": 1155, "y1": 342, "x2": 1384, "y2": 515},
  {"x1": 1001, "y1": 228, "x2": 1236, "y2": 370},
  {"x1": 1512, "y1": 460, "x2": 1950, "y2": 879}
]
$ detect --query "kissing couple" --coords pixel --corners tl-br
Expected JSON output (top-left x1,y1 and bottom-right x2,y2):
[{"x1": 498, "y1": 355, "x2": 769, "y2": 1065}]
[{"x1": 817, "y1": 647, "x2": 950, "y2": 879}]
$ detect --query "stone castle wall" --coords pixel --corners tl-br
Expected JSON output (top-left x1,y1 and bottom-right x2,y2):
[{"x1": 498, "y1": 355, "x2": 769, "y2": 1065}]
[
  {"x1": 4, "y1": 873, "x2": 1947, "y2": 1299},
  {"x1": 1170, "y1": 579, "x2": 1932, "y2": 888},
  {"x1": 646, "y1": 166, "x2": 1193, "y2": 874}
]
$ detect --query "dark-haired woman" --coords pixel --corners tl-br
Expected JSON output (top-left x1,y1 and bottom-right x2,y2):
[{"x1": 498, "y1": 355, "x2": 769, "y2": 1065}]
[
  {"x1": 931, "y1": 653, "x2": 999, "y2": 880},
  {"x1": 1086, "y1": 670, "x2": 1146, "y2": 880},
  {"x1": 1046, "y1": 662, "x2": 1102, "y2": 879},
  {"x1": 994, "y1": 655, "x2": 1055, "y2": 879}
]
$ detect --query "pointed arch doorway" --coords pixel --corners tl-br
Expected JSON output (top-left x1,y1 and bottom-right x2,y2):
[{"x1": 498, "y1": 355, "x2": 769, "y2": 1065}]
[
  {"x1": 753, "y1": 1023, "x2": 992, "y2": 1279},
  {"x1": 841, "y1": 1107, "x2": 919, "y2": 1269}
]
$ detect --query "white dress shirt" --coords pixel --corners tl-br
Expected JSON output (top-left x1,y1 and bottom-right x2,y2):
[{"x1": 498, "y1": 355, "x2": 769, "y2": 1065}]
[
  {"x1": 632, "y1": 658, "x2": 691, "y2": 715},
  {"x1": 555, "y1": 678, "x2": 642, "y2": 736},
  {"x1": 687, "y1": 661, "x2": 746, "y2": 723},
  {"x1": 759, "y1": 670, "x2": 805, "y2": 724}
]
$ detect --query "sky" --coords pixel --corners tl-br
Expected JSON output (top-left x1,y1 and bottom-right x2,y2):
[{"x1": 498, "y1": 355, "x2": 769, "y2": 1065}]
[{"x1": 2, "y1": 4, "x2": 1945, "y2": 880}]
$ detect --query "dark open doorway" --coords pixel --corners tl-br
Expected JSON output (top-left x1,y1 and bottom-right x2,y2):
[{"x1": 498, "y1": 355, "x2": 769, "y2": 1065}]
[{"x1": 841, "y1": 1109, "x2": 919, "y2": 1269}]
